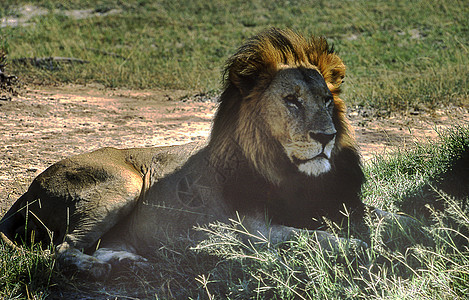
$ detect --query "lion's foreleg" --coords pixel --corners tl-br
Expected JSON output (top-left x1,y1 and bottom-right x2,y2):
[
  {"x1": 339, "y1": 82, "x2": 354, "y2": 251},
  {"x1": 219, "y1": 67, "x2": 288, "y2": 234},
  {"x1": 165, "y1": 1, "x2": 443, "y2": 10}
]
[{"x1": 241, "y1": 214, "x2": 367, "y2": 252}]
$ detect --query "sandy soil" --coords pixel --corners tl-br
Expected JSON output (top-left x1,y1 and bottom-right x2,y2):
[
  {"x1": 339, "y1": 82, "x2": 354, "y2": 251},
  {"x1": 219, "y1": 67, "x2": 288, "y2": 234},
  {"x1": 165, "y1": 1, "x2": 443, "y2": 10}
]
[{"x1": 1, "y1": 84, "x2": 468, "y2": 214}]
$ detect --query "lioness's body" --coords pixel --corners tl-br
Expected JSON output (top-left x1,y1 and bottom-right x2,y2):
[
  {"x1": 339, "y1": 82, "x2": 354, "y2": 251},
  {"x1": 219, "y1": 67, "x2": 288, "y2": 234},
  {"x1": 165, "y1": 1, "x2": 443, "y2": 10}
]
[
  {"x1": 1, "y1": 145, "x2": 211, "y2": 252},
  {"x1": 1, "y1": 29, "x2": 368, "y2": 278}
]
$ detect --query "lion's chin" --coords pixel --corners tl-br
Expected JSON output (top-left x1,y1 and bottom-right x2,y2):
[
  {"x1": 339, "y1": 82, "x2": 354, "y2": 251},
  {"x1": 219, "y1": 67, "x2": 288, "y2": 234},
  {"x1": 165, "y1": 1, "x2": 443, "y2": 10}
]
[{"x1": 297, "y1": 157, "x2": 331, "y2": 177}]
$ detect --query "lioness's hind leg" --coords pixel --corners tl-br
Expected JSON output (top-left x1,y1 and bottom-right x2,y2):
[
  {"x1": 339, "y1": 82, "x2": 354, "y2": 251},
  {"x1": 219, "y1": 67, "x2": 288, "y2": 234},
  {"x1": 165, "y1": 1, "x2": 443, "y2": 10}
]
[
  {"x1": 56, "y1": 241, "x2": 112, "y2": 280},
  {"x1": 26, "y1": 147, "x2": 146, "y2": 250},
  {"x1": 56, "y1": 241, "x2": 148, "y2": 280},
  {"x1": 93, "y1": 248, "x2": 147, "y2": 266}
]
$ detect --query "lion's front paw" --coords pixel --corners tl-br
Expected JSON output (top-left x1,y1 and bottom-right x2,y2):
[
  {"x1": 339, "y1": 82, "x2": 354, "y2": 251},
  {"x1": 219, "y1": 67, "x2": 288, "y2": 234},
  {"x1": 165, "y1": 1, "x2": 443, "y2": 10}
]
[{"x1": 372, "y1": 208, "x2": 417, "y2": 226}]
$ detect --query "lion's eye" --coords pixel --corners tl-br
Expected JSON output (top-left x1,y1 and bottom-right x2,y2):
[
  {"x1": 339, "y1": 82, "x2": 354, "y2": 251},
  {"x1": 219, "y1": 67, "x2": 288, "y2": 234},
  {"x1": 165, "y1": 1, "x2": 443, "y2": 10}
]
[{"x1": 284, "y1": 95, "x2": 302, "y2": 109}]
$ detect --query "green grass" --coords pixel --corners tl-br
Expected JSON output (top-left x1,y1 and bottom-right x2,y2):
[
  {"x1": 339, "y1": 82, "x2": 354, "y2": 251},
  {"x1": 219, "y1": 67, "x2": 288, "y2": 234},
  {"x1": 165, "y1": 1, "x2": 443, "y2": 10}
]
[
  {"x1": 1, "y1": 127, "x2": 468, "y2": 299},
  {"x1": 0, "y1": 243, "x2": 55, "y2": 299},
  {"x1": 1, "y1": 0, "x2": 468, "y2": 110}
]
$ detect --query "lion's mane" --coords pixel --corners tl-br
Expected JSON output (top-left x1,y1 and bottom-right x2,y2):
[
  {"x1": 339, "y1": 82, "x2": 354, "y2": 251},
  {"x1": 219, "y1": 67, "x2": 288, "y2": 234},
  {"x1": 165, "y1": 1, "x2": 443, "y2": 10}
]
[{"x1": 207, "y1": 28, "x2": 364, "y2": 228}]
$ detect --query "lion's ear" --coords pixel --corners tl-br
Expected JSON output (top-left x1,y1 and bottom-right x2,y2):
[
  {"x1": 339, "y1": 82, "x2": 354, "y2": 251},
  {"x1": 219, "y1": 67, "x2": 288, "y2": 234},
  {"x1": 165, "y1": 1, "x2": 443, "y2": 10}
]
[
  {"x1": 225, "y1": 49, "x2": 277, "y2": 98},
  {"x1": 228, "y1": 69, "x2": 259, "y2": 98},
  {"x1": 324, "y1": 60, "x2": 346, "y2": 90},
  {"x1": 331, "y1": 62, "x2": 346, "y2": 87}
]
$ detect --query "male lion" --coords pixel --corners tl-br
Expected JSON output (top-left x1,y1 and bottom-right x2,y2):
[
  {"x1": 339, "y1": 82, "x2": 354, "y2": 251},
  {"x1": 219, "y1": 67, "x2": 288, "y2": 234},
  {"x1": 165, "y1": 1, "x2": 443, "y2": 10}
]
[{"x1": 1, "y1": 28, "x2": 377, "y2": 279}]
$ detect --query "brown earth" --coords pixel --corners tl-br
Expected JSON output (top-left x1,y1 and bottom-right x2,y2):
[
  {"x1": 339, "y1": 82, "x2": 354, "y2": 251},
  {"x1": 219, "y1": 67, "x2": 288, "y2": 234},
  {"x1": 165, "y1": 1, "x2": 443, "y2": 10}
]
[{"x1": 1, "y1": 84, "x2": 468, "y2": 214}]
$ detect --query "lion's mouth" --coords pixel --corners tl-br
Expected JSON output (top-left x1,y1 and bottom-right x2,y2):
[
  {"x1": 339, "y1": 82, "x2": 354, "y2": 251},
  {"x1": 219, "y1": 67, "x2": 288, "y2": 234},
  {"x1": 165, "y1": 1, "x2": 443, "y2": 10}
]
[{"x1": 292, "y1": 152, "x2": 328, "y2": 165}]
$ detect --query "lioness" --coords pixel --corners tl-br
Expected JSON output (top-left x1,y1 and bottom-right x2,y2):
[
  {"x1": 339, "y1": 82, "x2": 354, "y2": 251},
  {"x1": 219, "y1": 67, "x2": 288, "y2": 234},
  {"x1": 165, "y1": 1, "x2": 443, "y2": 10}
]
[{"x1": 2, "y1": 28, "x2": 380, "y2": 279}]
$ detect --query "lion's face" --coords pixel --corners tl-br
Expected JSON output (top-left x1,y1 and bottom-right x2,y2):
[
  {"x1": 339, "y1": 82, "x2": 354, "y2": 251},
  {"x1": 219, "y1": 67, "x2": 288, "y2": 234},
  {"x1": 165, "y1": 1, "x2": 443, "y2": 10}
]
[
  {"x1": 261, "y1": 66, "x2": 337, "y2": 177},
  {"x1": 212, "y1": 29, "x2": 354, "y2": 184}
]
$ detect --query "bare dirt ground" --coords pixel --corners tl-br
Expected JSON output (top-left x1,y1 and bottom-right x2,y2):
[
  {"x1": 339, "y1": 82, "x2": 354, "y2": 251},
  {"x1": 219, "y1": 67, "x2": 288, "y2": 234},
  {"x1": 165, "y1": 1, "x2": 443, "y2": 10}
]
[{"x1": 1, "y1": 84, "x2": 468, "y2": 214}]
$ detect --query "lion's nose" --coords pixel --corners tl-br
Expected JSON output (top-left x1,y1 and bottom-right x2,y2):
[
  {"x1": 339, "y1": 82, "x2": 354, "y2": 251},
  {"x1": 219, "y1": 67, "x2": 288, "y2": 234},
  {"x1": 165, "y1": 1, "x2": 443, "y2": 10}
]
[{"x1": 309, "y1": 131, "x2": 336, "y2": 147}]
